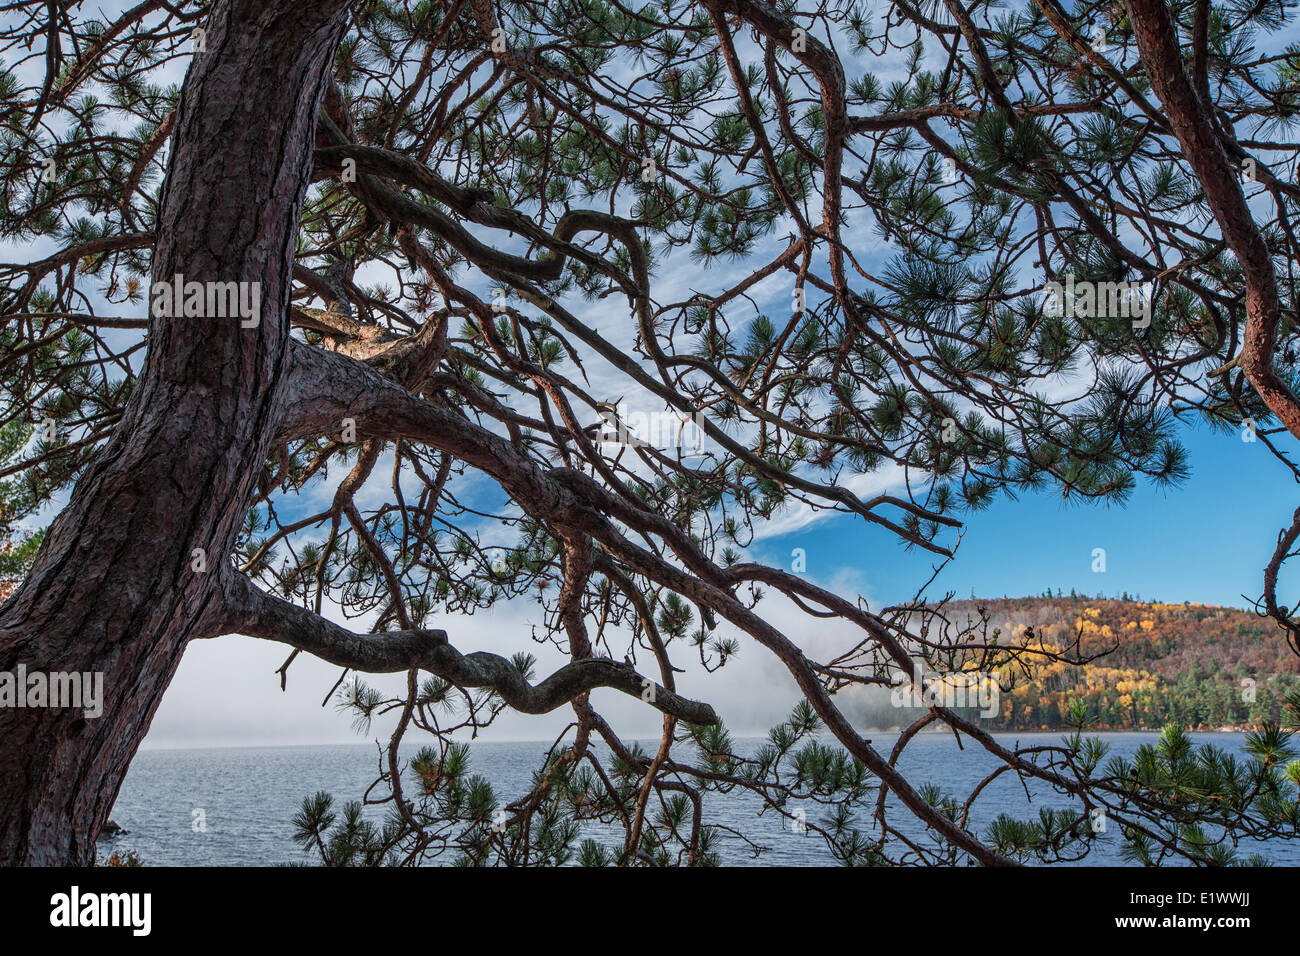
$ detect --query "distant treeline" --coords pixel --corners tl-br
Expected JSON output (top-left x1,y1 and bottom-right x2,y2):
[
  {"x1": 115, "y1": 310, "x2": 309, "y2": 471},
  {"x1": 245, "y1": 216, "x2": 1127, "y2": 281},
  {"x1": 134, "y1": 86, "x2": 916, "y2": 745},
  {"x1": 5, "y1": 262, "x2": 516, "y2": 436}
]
[{"x1": 844, "y1": 596, "x2": 1300, "y2": 731}]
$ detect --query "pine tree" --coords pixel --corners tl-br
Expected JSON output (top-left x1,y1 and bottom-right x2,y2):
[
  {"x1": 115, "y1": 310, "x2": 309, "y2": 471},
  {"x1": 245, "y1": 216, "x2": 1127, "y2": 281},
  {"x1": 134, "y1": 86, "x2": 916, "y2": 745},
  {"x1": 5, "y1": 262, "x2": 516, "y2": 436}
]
[{"x1": 1, "y1": 0, "x2": 1298, "y2": 865}]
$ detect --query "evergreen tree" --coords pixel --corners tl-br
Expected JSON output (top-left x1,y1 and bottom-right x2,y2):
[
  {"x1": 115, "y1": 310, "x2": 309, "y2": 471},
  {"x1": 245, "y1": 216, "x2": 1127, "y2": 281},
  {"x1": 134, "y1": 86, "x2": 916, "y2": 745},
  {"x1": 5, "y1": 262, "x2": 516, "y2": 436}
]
[{"x1": 0, "y1": 0, "x2": 1298, "y2": 865}]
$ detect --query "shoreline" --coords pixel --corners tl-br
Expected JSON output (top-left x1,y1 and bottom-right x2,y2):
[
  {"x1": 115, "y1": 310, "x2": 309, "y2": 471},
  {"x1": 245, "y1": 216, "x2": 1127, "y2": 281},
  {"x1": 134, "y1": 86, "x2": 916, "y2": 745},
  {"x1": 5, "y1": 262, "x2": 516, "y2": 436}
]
[
  {"x1": 866, "y1": 725, "x2": 1251, "y2": 734},
  {"x1": 135, "y1": 726, "x2": 1254, "y2": 754}
]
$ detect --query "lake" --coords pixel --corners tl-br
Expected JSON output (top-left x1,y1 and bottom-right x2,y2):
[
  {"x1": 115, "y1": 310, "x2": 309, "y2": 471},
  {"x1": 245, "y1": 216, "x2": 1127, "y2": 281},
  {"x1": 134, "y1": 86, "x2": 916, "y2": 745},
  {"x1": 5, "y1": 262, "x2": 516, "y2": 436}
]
[{"x1": 106, "y1": 731, "x2": 1300, "y2": 866}]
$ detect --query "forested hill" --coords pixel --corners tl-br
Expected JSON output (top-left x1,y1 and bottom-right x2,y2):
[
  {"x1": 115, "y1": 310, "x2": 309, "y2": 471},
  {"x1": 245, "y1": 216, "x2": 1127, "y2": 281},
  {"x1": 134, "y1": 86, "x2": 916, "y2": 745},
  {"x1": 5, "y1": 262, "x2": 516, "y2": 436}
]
[{"x1": 847, "y1": 596, "x2": 1300, "y2": 732}]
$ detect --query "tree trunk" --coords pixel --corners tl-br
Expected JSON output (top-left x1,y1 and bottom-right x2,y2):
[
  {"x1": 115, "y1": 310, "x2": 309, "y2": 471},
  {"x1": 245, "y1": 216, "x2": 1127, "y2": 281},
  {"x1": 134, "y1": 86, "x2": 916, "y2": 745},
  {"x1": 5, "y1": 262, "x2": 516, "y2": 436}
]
[{"x1": 0, "y1": 0, "x2": 350, "y2": 865}]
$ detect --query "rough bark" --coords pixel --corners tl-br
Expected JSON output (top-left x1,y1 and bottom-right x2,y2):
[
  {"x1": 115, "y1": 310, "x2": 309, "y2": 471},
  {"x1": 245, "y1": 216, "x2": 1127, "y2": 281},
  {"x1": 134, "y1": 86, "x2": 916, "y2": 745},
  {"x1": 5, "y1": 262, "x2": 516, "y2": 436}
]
[{"x1": 0, "y1": 0, "x2": 352, "y2": 864}]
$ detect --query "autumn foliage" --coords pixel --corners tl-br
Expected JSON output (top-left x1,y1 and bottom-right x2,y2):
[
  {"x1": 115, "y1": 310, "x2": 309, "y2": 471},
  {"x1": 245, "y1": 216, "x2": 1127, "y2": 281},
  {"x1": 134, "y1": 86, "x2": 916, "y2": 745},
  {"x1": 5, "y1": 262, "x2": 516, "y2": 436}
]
[{"x1": 849, "y1": 595, "x2": 1300, "y2": 731}]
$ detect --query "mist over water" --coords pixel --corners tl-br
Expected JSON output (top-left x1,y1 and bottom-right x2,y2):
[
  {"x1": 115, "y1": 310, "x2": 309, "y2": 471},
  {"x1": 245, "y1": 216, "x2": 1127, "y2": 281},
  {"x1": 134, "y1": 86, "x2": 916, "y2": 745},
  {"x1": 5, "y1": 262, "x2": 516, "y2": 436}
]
[{"x1": 107, "y1": 732, "x2": 1300, "y2": 866}]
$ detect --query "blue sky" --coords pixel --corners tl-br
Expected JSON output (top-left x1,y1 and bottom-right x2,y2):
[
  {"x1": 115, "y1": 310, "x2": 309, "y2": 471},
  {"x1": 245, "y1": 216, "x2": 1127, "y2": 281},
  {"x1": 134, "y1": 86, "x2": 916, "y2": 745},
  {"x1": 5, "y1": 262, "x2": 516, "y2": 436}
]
[{"x1": 756, "y1": 420, "x2": 1297, "y2": 611}]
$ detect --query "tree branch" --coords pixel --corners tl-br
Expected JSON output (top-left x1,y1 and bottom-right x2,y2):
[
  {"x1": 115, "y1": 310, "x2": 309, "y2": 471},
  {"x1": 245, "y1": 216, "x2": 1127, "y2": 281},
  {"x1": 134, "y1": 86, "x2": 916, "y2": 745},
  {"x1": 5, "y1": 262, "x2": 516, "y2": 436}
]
[
  {"x1": 214, "y1": 571, "x2": 719, "y2": 725},
  {"x1": 272, "y1": 340, "x2": 1013, "y2": 864},
  {"x1": 1127, "y1": 0, "x2": 1300, "y2": 439}
]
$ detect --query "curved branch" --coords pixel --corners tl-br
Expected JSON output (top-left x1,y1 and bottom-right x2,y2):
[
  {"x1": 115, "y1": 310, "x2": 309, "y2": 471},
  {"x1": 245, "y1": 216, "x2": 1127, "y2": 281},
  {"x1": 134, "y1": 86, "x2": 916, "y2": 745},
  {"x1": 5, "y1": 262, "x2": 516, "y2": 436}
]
[
  {"x1": 213, "y1": 571, "x2": 719, "y2": 726},
  {"x1": 1127, "y1": 0, "x2": 1300, "y2": 438}
]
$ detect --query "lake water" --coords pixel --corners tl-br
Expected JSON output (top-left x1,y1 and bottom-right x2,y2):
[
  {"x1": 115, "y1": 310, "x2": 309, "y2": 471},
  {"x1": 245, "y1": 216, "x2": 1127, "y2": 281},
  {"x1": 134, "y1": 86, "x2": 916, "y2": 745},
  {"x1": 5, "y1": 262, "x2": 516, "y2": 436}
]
[{"x1": 107, "y1": 732, "x2": 1300, "y2": 866}]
